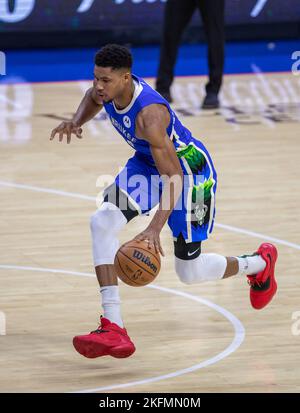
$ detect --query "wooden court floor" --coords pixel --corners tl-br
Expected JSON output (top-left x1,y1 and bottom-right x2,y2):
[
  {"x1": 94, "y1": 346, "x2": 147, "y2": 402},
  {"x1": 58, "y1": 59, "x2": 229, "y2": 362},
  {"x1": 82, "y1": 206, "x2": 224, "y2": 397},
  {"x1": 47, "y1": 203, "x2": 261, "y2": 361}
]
[{"x1": 0, "y1": 72, "x2": 299, "y2": 393}]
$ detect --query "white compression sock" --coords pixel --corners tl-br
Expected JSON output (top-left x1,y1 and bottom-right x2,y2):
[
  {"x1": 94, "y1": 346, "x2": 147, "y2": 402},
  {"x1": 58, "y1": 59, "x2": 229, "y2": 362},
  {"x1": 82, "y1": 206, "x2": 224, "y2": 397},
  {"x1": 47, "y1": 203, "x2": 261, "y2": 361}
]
[
  {"x1": 100, "y1": 286, "x2": 123, "y2": 328},
  {"x1": 175, "y1": 253, "x2": 227, "y2": 284},
  {"x1": 90, "y1": 202, "x2": 127, "y2": 266},
  {"x1": 237, "y1": 254, "x2": 266, "y2": 276}
]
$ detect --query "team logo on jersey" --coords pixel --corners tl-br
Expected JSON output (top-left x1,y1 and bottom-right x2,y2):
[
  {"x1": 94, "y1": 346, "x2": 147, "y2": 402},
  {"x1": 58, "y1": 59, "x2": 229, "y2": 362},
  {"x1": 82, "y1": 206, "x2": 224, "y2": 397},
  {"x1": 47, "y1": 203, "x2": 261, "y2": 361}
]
[
  {"x1": 123, "y1": 116, "x2": 131, "y2": 128},
  {"x1": 194, "y1": 204, "x2": 208, "y2": 225},
  {"x1": 110, "y1": 116, "x2": 136, "y2": 145}
]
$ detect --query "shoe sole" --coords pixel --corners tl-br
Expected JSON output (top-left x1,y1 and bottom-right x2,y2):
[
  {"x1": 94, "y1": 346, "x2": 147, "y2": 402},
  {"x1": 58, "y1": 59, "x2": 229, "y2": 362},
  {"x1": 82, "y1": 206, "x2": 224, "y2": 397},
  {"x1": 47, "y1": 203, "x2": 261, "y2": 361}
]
[
  {"x1": 109, "y1": 345, "x2": 136, "y2": 358},
  {"x1": 73, "y1": 337, "x2": 135, "y2": 359},
  {"x1": 251, "y1": 277, "x2": 277, "y2": 310}
]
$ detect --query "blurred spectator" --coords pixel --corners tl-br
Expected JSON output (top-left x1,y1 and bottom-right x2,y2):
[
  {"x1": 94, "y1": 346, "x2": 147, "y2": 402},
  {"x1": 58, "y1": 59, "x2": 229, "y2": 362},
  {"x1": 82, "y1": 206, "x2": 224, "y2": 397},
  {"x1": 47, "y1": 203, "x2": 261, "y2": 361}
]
[{"x1": 156, "y1": 0, "x2": 225, "y2": 109}]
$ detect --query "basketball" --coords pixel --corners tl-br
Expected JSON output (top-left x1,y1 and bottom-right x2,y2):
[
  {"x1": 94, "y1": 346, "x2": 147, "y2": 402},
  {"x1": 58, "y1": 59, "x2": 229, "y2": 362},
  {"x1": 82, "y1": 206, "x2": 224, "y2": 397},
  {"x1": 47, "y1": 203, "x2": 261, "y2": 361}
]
[{"x1": 114, "y1": 240, "x2": 161, "y2": 287}]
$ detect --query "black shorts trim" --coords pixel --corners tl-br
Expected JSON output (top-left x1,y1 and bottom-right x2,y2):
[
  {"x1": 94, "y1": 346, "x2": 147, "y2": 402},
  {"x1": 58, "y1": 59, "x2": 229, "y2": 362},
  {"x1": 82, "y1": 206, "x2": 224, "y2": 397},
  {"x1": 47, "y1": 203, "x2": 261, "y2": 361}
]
[
  {"x1": 103, "y1": 183, "x2": 139, "y2": 223},
  {"x1": 174, "y1": 233, "x2": 201, "y2": 260}
]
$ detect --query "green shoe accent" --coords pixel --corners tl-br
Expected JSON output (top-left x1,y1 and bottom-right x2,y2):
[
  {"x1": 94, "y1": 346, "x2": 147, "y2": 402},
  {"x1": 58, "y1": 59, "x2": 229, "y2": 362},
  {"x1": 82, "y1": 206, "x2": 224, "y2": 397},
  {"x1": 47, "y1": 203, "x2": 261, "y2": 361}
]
[{"x1": 239, "y1": 252, "x2": 259, "y2": 259}]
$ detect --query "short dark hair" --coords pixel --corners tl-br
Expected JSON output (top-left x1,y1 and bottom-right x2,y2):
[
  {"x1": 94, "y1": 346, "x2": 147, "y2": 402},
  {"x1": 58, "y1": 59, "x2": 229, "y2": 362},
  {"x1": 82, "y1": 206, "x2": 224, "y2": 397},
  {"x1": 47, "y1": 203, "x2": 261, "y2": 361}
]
[{"x1": 94, "y1": 44, "x2": 132, "y2": 70}]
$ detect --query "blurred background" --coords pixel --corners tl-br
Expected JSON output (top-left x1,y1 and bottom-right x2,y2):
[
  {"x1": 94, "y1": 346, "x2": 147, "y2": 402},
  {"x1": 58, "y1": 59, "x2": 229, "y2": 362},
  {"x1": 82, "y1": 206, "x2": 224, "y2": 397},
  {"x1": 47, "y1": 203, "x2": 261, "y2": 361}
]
[
  {"x1": 0, "y1": 0, "x2": 300, "y2": 394},
  {"x1": 0, "y1": 0, "x2": 299, "y2": 83}
]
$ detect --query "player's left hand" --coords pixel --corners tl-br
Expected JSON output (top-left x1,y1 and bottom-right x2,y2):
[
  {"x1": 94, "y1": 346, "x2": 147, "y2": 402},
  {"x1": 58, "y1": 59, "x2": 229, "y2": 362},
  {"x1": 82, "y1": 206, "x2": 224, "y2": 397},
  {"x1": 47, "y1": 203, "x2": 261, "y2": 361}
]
[{"x1": 133, "y1": 227, "x2": 165, "y2": 257}]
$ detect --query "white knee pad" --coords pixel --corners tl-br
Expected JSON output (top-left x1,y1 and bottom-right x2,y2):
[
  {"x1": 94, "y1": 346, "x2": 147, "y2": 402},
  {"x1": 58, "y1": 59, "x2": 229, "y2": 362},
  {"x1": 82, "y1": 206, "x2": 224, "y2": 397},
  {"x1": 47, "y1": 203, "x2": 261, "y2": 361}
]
[
  {"x1": 90, "y1": 202, "x2": 127, "y2": 266},
  {"x1": 175, "y1": 253, "x2": 227, "y2": 285}
]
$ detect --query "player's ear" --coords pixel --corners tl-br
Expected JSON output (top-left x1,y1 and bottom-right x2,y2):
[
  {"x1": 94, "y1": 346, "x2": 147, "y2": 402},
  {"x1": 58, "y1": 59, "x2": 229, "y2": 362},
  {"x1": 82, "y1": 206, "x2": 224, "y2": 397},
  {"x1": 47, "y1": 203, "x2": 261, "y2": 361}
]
[{"x1": 123, "y1": 71, "x2": 131, "y2": 83}]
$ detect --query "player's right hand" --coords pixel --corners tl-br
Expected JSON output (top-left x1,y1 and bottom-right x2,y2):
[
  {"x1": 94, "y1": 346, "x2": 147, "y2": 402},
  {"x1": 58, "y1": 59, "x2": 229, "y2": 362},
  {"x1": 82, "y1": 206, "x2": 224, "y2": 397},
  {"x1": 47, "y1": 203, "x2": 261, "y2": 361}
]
[{"x1": 50, "y1": 121, "x2": 83, "y2": 144}]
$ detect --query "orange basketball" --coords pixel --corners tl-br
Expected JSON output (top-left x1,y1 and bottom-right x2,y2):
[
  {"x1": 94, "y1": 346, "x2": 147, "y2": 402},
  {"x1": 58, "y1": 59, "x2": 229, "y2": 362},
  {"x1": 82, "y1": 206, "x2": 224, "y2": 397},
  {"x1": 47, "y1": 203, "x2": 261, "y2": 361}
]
[{"x1": 114, "y1": 240, "x2": 161, "y2": 287}]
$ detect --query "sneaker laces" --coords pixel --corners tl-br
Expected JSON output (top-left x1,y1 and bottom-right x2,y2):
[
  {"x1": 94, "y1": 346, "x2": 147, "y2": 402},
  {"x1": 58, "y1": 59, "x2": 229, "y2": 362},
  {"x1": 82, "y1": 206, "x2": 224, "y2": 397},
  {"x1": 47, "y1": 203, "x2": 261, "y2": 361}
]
[
  {"x1": 247, "y1": 275, "x2": 262, "y2": 288},
  {"x1": 91, "y1": 316, "x2": 109, "y2": 334},
  {"x1": 91, "y1": 327, "x2": 109, "y2": 334}
]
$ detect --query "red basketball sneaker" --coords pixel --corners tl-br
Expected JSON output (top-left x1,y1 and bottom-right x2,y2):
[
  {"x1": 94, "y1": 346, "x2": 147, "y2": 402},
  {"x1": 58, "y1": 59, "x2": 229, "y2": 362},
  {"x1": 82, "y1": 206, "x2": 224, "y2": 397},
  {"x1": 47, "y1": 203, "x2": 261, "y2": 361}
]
[
  {"x1": 247, "y1": 243, "x2": 278, "y2": 310},
  {"x1": 73, "y1": 317, "x2": 135, "y2": 359}
]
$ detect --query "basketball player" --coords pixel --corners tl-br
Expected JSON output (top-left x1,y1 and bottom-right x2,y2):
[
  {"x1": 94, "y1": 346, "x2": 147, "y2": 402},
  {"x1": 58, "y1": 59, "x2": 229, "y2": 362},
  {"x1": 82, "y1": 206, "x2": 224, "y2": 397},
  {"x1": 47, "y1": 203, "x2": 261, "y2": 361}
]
[{"x1": 50, "y1": 44, "x2": 278, "y2": 359}]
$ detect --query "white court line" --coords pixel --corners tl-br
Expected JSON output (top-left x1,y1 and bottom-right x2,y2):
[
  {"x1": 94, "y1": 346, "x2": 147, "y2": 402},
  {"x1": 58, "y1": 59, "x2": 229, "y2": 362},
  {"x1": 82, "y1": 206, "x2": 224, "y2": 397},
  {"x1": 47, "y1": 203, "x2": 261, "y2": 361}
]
[
  {"x1": 0, "y1": 265, "x2": 245, "y2": 393},
  {"x1": 0, "y1": 180, "x2": 299, "y2": 250},
  {"x1": 216, "y1": 223, "x2": 300, "y2": 251},
  {"x1": 0, "y1": 180, "x2": 95, "y2": 201},
  {"x1": 0, "y1": 265, "x2": 92, "y2": 277},
  {"x1": 1, "y1": 179, "x2": 299, "y2": 392}
]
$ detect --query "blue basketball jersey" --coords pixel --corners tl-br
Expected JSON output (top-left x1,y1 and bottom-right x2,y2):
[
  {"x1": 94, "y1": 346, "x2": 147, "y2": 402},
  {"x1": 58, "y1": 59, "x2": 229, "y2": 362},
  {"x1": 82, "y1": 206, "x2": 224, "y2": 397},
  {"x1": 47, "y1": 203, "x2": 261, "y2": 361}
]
[
  {"x1": 103, "y1": 74, "x2": 200, "y2": 165},
  {"x1": 103, "y1": 74, "x2": 218, "y2": 243}
]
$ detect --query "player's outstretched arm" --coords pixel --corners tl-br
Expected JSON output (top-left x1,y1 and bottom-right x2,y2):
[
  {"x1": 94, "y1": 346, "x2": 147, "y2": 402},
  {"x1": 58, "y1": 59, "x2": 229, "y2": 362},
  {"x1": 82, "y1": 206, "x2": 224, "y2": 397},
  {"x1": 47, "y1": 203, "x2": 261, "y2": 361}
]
[{"x1": 50, "y1": 87, "x2": 103, "y2": 144}]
